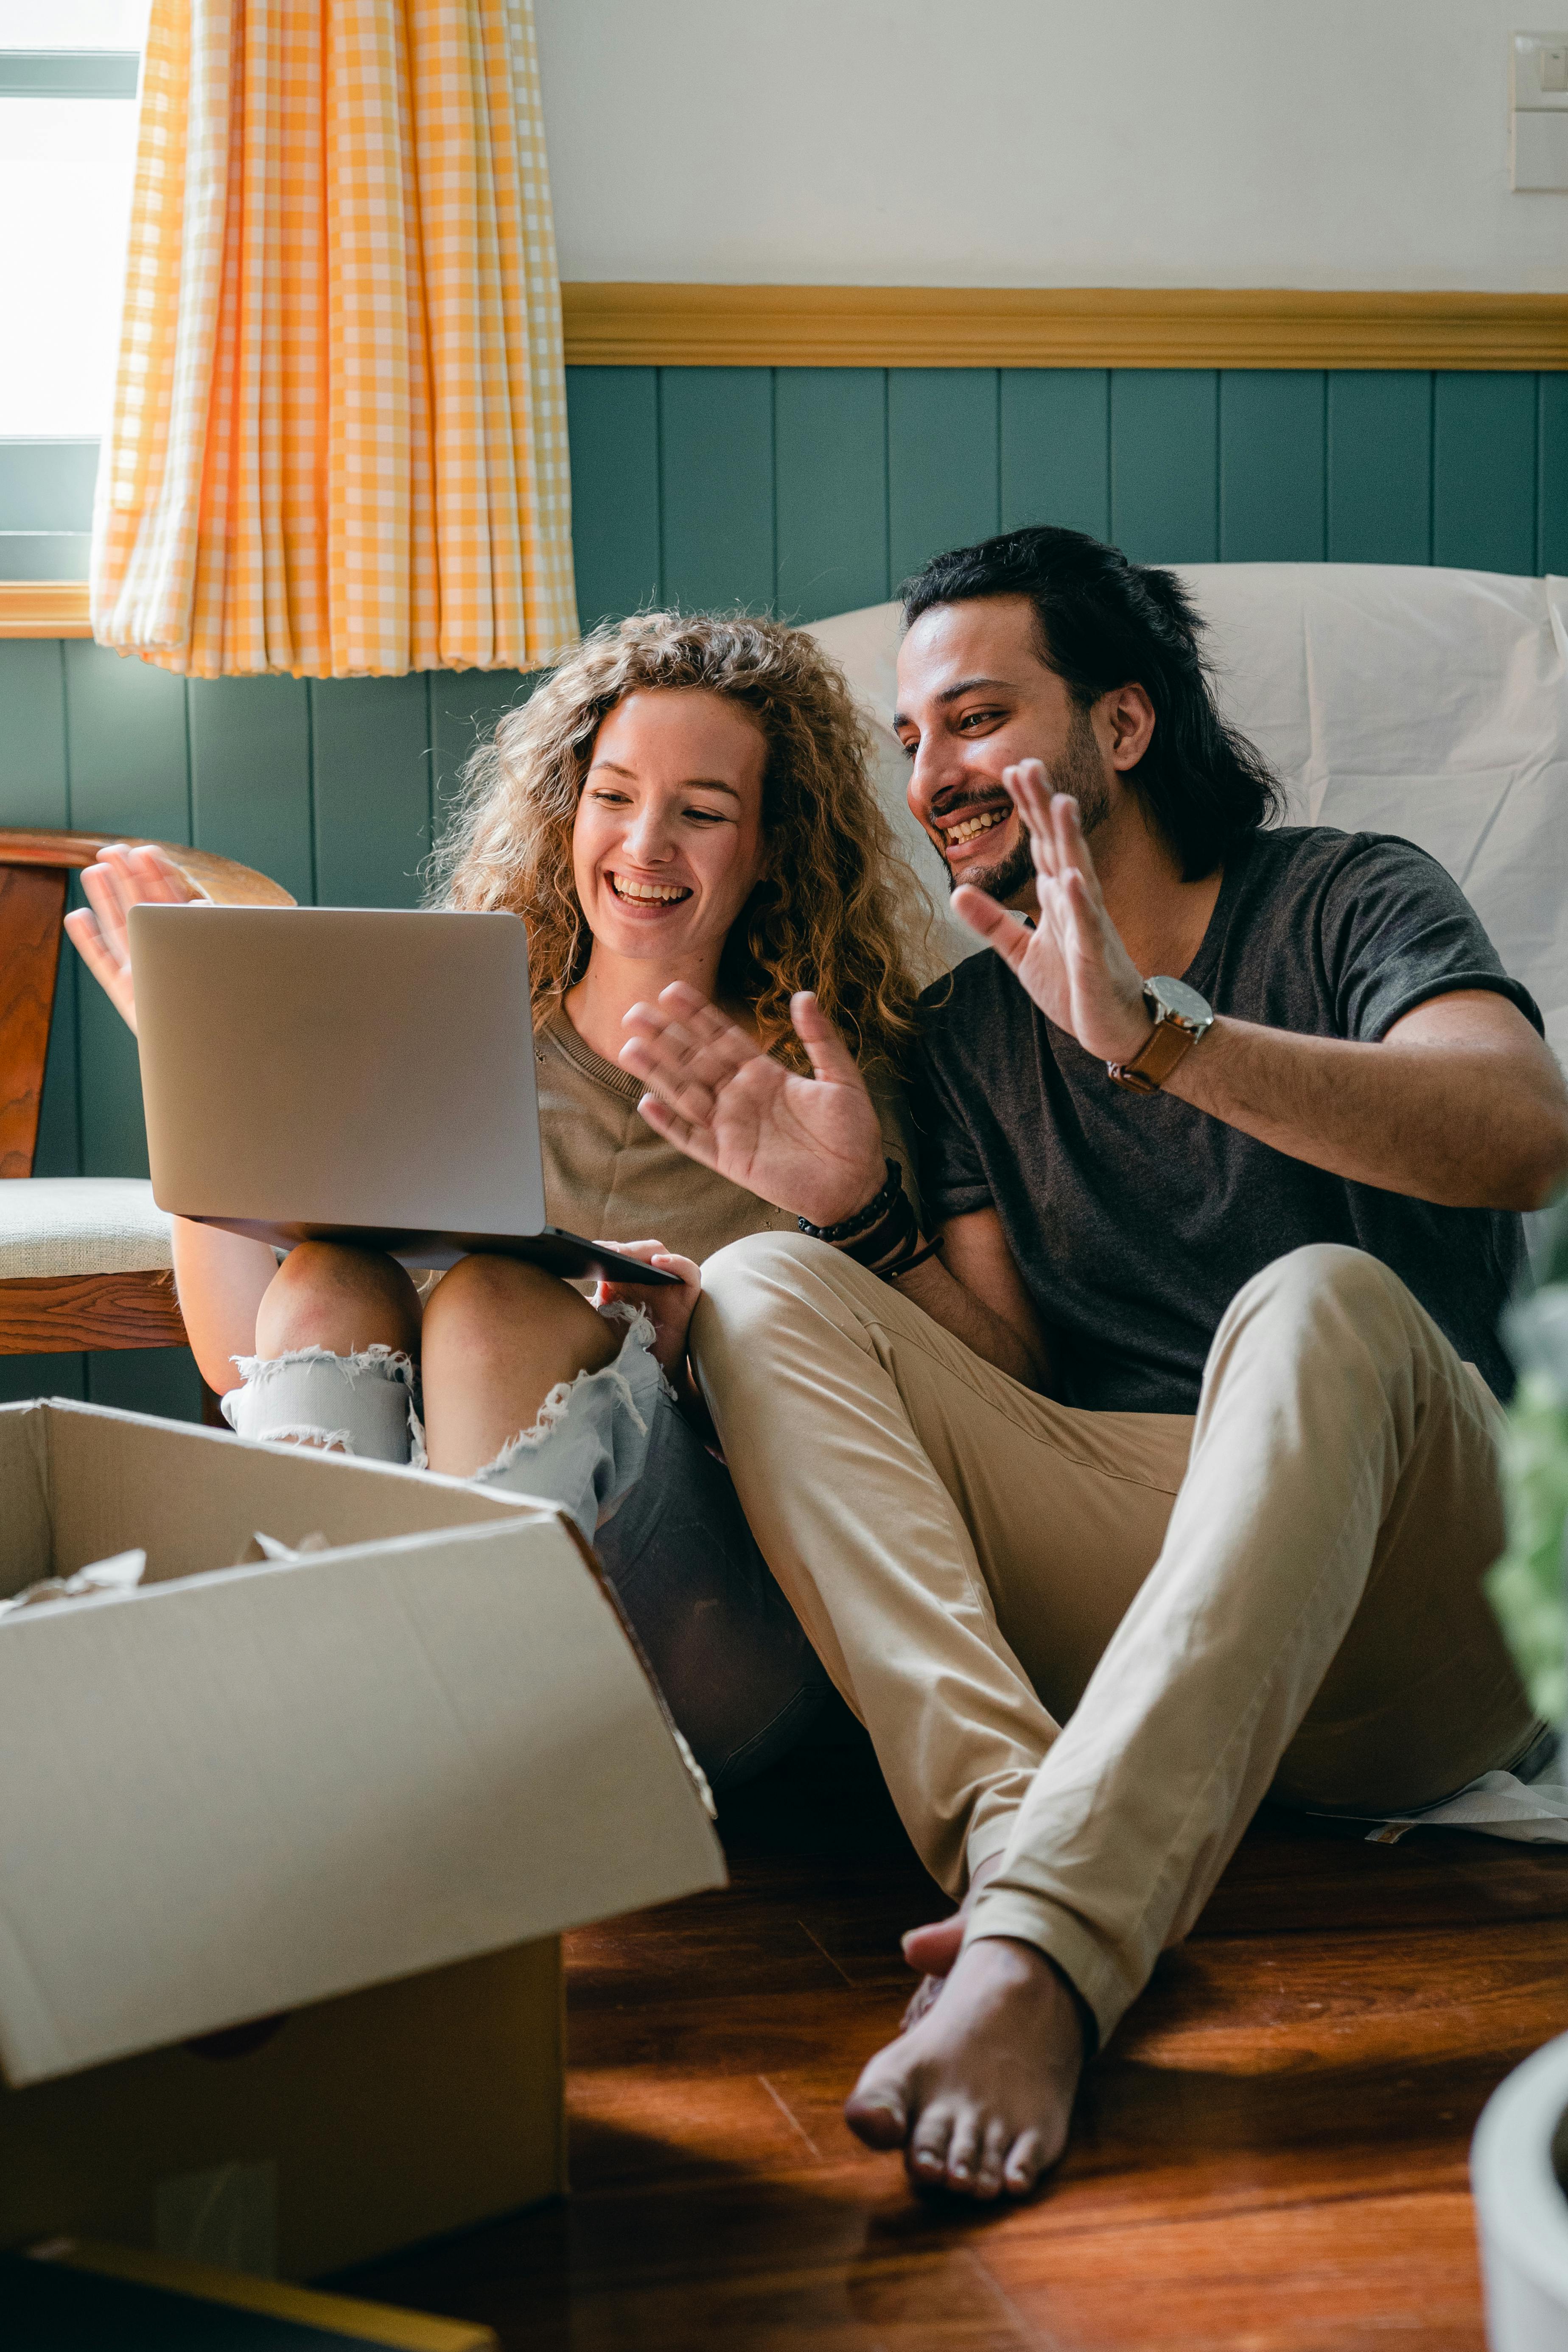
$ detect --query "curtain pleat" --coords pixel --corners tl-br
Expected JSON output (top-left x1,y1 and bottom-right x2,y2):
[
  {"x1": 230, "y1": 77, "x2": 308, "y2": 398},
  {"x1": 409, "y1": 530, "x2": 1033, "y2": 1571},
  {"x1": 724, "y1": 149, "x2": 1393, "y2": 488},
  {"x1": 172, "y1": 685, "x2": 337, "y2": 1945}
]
[{"x1": 91, "y1": 0, "x2": 577, "y2": 679}]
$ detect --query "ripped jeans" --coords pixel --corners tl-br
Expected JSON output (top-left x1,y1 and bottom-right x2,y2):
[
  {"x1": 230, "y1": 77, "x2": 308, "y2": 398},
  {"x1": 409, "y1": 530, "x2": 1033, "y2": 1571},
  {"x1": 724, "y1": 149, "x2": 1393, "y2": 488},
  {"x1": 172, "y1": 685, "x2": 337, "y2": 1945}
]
[{"x1": 223, "y1": 1312, "x2": 826, "y2": 1791}]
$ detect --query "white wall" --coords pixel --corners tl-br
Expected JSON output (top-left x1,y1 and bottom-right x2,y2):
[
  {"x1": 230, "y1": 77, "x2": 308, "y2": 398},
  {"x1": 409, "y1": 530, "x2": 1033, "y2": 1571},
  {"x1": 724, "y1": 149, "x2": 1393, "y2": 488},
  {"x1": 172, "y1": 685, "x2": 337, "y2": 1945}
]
[{"x1": 535, "y1": 0, "x2": 1568, "y2": 292}]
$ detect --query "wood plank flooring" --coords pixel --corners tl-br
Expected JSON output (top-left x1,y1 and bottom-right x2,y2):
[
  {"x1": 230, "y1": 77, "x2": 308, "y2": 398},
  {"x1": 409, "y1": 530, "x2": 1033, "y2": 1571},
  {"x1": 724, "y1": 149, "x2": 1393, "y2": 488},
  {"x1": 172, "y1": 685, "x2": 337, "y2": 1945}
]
[{"x1": 344, "y1": 1735, "x2": 1568, "y2": 2350}]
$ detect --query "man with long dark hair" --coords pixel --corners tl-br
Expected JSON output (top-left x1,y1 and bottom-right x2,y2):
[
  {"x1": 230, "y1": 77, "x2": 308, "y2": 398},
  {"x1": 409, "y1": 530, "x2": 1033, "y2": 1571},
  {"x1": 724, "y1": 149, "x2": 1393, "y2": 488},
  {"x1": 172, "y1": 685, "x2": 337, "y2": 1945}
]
[{"x1": 619, "y1": 527, "x2": 1568, "y2": 2199}]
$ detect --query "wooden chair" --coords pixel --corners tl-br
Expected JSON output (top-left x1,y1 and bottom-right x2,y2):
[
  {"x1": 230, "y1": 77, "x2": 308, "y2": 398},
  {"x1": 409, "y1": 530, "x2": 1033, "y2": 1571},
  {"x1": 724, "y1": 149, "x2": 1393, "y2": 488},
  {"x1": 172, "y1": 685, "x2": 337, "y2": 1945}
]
[{"x1": 0, "y1": 829, "x2": 294, "y2": 1363}]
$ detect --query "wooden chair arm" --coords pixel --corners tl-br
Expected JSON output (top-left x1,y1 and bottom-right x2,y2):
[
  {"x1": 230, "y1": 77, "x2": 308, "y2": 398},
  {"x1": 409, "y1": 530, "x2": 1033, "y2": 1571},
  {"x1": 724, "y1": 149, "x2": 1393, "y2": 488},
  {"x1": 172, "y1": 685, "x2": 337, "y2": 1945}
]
[{"x1": 0, "y1": 828, "x2": 295, "y2": 907}]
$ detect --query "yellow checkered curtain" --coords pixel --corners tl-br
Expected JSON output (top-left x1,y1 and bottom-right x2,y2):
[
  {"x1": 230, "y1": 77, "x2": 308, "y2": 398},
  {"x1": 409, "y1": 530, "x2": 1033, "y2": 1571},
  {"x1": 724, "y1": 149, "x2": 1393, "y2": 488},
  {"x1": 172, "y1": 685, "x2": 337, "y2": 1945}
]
[{"x1": 91, "y1": 0, "x2": 577, "y2": 678}]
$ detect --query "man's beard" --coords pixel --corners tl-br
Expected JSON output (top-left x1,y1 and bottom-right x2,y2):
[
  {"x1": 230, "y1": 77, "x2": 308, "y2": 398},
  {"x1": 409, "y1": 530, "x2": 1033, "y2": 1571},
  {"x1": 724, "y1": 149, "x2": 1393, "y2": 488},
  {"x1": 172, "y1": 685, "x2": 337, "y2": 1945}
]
[{"x1": 944, "y1": 708, "x2": 1111, "y2": 904}]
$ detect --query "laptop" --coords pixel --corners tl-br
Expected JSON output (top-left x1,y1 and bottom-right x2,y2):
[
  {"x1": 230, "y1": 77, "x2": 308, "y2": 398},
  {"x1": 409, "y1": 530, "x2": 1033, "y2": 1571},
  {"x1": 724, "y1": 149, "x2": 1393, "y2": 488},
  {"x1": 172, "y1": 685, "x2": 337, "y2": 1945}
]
[{"x1": 128, "y1": 904, "x2": 678, "y2": 1284}]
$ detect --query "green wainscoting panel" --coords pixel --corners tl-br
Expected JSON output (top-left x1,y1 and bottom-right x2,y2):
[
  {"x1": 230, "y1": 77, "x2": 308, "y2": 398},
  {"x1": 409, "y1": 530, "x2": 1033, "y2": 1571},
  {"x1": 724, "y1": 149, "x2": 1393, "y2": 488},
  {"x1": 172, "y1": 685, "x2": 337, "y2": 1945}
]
[
  {"x1": 429, "y1": 667, "x2": 538, "y2": 835},
  {"x1": 775, "y1": 369, "x2": 889, "y2": 624},
  {"x1": 189, "y1": 674, "x2": 314, "y2": 903},
  {"x1": 63, "y1": 640, "x2": 190, "y2": 842},
  {"x1": 0, "y1": 640, "x2": 68, "y2": 825},
  {"x1": 887, "y1": 370, "x2": 1000, "y2": 588},
  {"x1": 1542, "y1": 375, "x2": 1568, "y2": 577},
  {"x1": 83, "y1": 1344, "x2": 203, "y2": 1420},
  {"x1": 659, "y1": 368, "x2": 775, "y2": 612},
  {"x1": 1327, "y1": 372, "x2": 1433, "y2": 566},
  {"x1": 1000, "y1": 370, "x2": 1110, "y2": 541},
  {"x1": 78, "y1": 974, "x2": 149, "y2": 1179},
  {"x1": 565, "y1": 366, "x2": 661, "y2": 627},
  {"x1": 0, "y1": 1352, "x2": 85, "y2": 1406},
  {"x1": 1110, "y1": 371, "x2": 1219, "y2": 565},
  {"x1": 1434, "y1": 372, "x2": 1540, "y2": 576},
  {"x1": 1220, "y1": 372, "x2": 1326, "y2": 562},
  {"x1": 313, "y1": 672, "x2": 433, "y2": 908}
]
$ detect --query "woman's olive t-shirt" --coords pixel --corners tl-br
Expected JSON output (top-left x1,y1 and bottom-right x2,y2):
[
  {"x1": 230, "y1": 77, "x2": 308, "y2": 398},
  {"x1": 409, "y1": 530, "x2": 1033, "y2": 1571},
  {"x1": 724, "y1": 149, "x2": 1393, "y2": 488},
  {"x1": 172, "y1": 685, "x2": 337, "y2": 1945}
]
[
  {"x1": 535, "y1": 1010, "x2": 917, "y2": 1265},
  {"x1": 911, "y1": 826, "x2": 1541, "y2": 1413}
]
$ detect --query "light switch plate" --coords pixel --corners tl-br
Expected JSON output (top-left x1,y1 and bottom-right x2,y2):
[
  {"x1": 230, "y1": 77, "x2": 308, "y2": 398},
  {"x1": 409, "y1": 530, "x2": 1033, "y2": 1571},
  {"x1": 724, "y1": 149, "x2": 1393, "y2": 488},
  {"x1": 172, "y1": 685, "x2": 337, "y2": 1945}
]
[
  {"x1": 1512, "y1": 31, "x2": 1568, "y2": 108},
  {"x1": 1512, "y1": 33, "x2": 1568, "y2": 186}
]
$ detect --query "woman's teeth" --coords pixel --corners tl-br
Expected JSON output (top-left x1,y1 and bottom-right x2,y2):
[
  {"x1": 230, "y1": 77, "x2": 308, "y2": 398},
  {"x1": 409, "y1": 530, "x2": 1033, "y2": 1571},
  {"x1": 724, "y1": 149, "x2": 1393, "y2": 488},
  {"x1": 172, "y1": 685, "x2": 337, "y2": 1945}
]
[
  {"x1": 946, "y1": 809, "x2": 1007, "y2": 844},
  {"x1": 610, "y1": 874, "x2": 691, "y2": 903}
]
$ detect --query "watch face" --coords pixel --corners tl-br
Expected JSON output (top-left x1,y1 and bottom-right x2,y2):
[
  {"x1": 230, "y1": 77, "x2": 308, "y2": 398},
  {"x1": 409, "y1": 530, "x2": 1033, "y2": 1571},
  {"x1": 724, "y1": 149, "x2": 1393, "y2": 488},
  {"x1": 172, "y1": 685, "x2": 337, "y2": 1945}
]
[{"x1": 1146, "y1": 975, "x2": 1212, "y2": 1029}]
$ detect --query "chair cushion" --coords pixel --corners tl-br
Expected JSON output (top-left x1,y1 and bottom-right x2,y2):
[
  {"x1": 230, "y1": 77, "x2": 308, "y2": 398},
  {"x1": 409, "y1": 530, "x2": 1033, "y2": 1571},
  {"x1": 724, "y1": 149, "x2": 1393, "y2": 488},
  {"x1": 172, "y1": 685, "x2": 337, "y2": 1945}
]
[{"x1": 0, "y1": 1179, "x2": 174, "y2": 1280}]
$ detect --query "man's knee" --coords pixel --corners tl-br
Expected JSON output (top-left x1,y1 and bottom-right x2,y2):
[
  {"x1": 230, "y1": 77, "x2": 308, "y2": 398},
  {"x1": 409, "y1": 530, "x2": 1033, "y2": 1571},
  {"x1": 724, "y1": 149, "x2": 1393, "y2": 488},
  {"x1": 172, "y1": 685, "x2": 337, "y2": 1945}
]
[
  {"x1": 694, "y1": 1229, "x2": 865, "y2": 1373},
  {"x1": 702, "y1": 1226, "x2": 833, "y2": 1301},
  {"x1": 1215, "y1": 1243, "x2": 1420, "y2": 1369}
]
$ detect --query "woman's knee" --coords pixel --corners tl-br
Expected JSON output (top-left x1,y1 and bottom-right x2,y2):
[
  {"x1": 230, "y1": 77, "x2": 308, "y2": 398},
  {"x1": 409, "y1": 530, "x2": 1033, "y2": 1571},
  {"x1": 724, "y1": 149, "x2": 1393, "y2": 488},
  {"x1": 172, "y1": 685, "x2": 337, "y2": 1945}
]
[
  {"x1": 421, "y1": 1251, "x2": 615, "y2": 1371},
  {"x1": 254, "y1": 1241, "x2": 421, "y2": 1361}
]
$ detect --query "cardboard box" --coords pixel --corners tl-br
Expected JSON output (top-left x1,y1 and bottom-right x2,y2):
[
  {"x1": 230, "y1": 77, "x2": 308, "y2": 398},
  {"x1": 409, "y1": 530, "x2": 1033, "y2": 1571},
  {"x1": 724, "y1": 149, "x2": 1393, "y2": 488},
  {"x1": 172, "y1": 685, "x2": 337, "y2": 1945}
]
[{"x1": 0, "y1": 1400, "x2": 726, "y2": 2277}]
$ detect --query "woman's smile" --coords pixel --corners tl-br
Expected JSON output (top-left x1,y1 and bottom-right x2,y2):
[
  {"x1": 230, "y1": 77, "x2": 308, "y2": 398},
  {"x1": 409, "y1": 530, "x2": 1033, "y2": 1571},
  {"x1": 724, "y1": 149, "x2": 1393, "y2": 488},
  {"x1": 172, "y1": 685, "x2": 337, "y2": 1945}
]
[{"x1": 606, "y1": 870, "x2": 695, "y2": 907}]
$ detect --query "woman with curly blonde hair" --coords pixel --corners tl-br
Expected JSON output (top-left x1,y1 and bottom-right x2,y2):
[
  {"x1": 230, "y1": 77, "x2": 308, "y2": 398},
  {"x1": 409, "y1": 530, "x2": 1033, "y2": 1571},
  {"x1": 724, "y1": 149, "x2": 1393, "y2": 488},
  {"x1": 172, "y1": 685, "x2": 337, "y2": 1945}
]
[{"x1": 68, "y1": 612, "x2": 931, "y2": 1790}]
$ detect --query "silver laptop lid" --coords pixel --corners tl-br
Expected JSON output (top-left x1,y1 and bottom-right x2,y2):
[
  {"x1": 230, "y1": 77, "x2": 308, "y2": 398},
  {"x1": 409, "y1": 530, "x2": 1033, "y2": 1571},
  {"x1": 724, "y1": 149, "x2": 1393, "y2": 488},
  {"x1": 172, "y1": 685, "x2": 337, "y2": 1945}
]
[{"x1": 129, "y1": 906, "x2": 548, "y2": 1241}]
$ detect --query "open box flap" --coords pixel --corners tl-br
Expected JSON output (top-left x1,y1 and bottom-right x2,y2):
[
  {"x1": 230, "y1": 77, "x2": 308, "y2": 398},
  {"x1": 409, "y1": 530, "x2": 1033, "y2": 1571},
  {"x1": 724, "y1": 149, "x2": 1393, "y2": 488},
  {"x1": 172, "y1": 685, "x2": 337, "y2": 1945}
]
[
  {"x1": 25, "y1": 1397, "x2": 563, "y2": 1581},
  {"x1": 0, "y1": 1406, "x2": 725, "y2": 2088},
  {"x1": 0, "y1": 1403, "x2": 60, "y2": 1600}
]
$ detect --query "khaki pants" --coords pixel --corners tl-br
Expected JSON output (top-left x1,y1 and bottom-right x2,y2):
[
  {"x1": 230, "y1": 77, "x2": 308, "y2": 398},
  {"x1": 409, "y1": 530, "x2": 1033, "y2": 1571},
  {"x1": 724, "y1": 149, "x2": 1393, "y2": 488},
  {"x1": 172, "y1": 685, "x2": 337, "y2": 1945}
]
[{"x1": 689, "y1": 1235, "x2": 1537, "y2": 2044}]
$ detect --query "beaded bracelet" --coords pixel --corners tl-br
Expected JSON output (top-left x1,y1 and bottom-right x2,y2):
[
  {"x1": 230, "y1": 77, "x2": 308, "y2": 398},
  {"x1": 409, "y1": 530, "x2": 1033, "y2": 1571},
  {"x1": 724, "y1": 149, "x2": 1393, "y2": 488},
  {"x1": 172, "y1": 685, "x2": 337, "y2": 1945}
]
[
  {"x1": 796, "y1": 1158, "x2": 902, "y2": 1245},
  {"x1": 837, "y1": 1179, "x2": 917, "y2": 1267}
]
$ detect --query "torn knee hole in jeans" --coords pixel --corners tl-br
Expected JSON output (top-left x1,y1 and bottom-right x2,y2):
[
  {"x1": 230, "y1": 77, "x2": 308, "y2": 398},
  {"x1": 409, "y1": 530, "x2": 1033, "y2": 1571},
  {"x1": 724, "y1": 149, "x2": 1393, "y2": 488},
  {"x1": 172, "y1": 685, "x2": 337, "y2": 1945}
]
[
  {"x1": 224, "y1": 1341, "x2": 420, "y2": 1465},
  {"x1": 228, "y1": 1342, "x2": 417, "y2": 1389},
  {"x1": 254, "y1": 1423, "x2": 357, "y2": 1454},
  {"x1": 475, "y1": 1353, "x2": 651, "y2": 1483}
]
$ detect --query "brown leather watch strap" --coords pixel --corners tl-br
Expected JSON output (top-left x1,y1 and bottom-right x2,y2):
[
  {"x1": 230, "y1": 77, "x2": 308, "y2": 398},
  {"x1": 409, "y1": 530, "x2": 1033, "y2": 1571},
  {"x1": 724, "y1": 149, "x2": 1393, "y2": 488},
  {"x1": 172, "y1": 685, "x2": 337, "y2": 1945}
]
[{"x1": 1107, "y1": 1016, "x2": 1202, "y2": 1095}]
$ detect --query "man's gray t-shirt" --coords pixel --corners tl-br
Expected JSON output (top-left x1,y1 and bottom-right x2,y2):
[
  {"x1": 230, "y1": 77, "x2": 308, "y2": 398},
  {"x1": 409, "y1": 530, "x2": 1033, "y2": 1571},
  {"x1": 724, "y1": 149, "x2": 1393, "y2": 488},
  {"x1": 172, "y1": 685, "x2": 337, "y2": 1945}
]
[{"x1": 911, "y1": 826, "x2": 1542, "y2": 1413}]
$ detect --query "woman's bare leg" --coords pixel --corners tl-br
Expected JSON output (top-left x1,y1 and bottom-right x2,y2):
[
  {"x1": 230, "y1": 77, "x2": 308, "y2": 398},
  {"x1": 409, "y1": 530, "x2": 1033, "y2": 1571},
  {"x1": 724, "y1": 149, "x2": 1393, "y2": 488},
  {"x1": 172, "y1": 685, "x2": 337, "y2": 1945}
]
[
  {"x1": 418, "y1": 1254, "x2": 619, "y2": 1478},
  {"x1": 221, "y1": 1243, "x2": 424, "y2": 1459},
  {"x1": 254, "y1": 1240, "x2": 422, "y2": 1361}
]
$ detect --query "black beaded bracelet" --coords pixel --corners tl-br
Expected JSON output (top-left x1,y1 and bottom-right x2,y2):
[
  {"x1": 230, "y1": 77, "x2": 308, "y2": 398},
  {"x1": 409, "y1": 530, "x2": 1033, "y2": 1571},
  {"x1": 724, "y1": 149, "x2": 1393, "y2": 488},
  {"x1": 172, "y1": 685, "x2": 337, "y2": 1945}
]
[
  {"x1": 797, "y1": 1158, "x2": 902, "y2": 1245},
  {"x1": 839, "y1": 1182, "x2": 918, "y2": 1268}
]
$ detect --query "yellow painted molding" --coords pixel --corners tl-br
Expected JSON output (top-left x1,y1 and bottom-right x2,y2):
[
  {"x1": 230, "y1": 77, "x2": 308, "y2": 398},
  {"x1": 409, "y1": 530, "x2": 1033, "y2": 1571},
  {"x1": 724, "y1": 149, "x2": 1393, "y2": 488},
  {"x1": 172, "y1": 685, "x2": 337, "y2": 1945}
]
[
  {"x1": 6, "y1": 287, "x2": 1564, "y2": 639},
  {"x1": 0, "y1": 581, "x2": 92, "y2": 637},
  {"x1": 561, "y1": 282, "x2": 1568, "y2": 370}
]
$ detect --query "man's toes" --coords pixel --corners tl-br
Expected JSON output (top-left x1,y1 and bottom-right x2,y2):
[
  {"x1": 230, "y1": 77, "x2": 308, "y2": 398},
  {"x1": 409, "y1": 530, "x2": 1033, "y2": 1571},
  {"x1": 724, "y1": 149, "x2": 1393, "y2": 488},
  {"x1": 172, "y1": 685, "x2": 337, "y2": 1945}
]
[
  {"x1": 1002, "y1": 2127, "x2": 1047, "y2": 2198},
  {"x1": 943, "y1": 2109, "x2": 983, "y2": 2193},
  {"x1": 906, "y1": 2099, "x2": 958, "y2": 2189},
  {"x1": 844, "y1": 2052, "x2": 911, "y2": 2150},
  {"x1": 971, "y1": 2116, "x2": 1012, "y2": 2201},
  {"x1": 900, "y1": 1914, "x2": 964, "y2": 1977}
]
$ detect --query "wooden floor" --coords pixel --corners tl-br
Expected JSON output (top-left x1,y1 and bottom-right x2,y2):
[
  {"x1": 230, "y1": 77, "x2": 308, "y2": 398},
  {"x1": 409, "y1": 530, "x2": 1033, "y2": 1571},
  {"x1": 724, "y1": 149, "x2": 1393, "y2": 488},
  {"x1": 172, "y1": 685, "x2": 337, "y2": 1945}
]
[{"x1": 346, "y1": 1735, "x2": 1568, "y2": 2351}]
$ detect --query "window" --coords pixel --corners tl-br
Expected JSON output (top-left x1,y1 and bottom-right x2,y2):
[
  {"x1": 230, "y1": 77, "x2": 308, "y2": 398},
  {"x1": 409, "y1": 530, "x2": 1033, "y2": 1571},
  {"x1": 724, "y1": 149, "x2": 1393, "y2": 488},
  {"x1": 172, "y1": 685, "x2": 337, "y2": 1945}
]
[{"x1": 0, "y1": 1, "x2": 149, "y2": 578}]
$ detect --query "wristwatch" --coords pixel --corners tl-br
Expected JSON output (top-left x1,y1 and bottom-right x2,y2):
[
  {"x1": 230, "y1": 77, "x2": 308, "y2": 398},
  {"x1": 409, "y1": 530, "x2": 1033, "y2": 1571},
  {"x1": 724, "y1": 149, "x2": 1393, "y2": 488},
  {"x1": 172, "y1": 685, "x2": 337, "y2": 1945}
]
[{"x1": 1106, "y1": 975, "x2": 1215, "y2": 1095}]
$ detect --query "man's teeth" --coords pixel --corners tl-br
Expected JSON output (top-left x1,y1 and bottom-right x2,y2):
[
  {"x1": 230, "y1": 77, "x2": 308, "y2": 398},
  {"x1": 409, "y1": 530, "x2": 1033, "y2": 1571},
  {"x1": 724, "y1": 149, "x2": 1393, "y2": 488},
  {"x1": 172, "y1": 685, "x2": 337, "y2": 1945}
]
[
  {"x1": 611, "y1": 874, "x2": 690, "y2": 903},
  {"x1": 946, "y1": 809, "x2": 1007, "y2": 844}
]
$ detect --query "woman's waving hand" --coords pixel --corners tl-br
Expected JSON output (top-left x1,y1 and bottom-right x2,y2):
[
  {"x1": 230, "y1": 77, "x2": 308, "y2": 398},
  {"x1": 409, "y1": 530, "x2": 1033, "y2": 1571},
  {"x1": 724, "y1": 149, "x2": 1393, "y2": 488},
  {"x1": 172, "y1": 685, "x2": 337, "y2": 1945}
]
[
  {"x1": 619, "y1": 982, "x2": 888, "y2": 1230},
  {"x1": 64, "y1": 842, "x2": 207, "y2": 1036}
]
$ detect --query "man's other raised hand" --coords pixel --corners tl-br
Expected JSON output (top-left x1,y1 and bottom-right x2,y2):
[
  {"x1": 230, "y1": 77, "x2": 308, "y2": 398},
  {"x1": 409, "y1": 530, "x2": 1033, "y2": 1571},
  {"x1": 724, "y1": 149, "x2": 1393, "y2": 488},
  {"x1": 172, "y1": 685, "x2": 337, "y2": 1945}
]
[
  {"x1": 619, "y1": 982, "x2": 887, "y2": 1229},
  {"x1": 952, "y1": 761, "x2": 1154, "y2": 1068}
]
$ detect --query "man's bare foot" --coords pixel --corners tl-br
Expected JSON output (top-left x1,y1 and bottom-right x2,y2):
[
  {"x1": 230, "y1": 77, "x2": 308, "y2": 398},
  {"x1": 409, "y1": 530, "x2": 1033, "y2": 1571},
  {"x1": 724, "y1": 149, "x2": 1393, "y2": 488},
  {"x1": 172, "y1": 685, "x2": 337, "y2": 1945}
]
[
  {"x1": 845, "y1": 1936, "x2": 1085, "y2": 2200},
  {"x1": 898, "y1": 1851, "x2": 1002, "y2": 2030}
]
